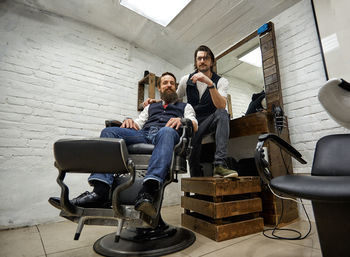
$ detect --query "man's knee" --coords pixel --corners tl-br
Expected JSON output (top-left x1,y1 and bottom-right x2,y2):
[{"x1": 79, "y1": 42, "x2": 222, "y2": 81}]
[
  {"x1": 156, "y1": 127, "x2": 180, "y2": 144},
  {"x1": 158, "y1": 126, "x2": 177, "y2": 136},
  {"x1": 100, "y1": 126, "x2": 120, "y2": 138},
  {"x1": 214, "y1": 109, "x2": 229, "y2": 121}
]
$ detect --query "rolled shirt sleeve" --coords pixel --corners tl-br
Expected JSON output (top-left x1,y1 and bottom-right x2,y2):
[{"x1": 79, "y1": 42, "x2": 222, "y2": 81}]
[
  {"x1": 177, "y1": 75, "x2": 189, "y2": 99},
  {"x1": 217, "y1": 77, "x2": 228, "y2": 98},
  {"x1": 184, "y1": 103, "x2": 198, "y2": 126},
  {"x1": 134, "y1": 105, "x2": 149, "y2": 129}
]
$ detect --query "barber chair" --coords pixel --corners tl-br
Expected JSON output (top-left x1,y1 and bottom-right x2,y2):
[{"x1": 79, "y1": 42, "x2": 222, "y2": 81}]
[
  {"x1": 254, "y1": 78, "x2": 350, "y2": 257},
  {"x1": 49, "y1": 119, "x2": 196, "y2": 256}
]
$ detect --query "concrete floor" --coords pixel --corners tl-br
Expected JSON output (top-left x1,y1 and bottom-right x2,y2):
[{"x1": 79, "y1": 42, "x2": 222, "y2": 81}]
[{"x1": 0, "y1": 205, "x2": 322, "y2": 257}]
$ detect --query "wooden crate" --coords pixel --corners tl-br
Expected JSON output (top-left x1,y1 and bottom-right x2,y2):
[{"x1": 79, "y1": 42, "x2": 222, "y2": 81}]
[{"x1": 181, "y1": 177, "x2": 264, "y2": 241}]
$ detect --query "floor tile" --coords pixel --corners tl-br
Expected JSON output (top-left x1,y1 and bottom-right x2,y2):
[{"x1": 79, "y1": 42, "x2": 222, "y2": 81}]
[
  {"x1": 47, "y1": 245, "x2": 102, "y2": 257},
  {"x1": 179, "y1": 231, "x2": 259, "y2": 257},
  {"x1": 161, "y1": 204, "x2": 183, "y2": 226},
  {"x1": 0, "y1": 226, "x2": 46, "y2": 257},
  {"x1": 276, "y1": 219, "x2": 321, "y2": 250},
  {"x1": 38, "y1": 220, "x2": 116, "y2": 255},
  {"x1": 0, "y1": 205, "x2": 324, "y2": 257},
  {"x1": 201, "y1": 234, "x2": 322, "y2": 257}
]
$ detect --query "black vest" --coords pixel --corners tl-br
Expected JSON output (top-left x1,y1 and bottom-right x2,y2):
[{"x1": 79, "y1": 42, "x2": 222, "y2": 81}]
[
  {"x1": 143, "y1": 101, "x2": 187, "y2": 130},
  {"x1": 186, "y1": 72, "x2": 221, "y2": 124}
]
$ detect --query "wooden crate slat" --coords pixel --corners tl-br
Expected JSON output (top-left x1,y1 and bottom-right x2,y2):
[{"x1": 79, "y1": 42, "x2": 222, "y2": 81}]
[
  {"x1": 181, "y1": 177, "x2": 261, "y2": 196},
  {"x1": 216, "y1": 217, "x2": 264, "y2": 241},
  {"x1": 182, "y1": 213, "x2": 264, "y2": 242},
  {"x1": 181, "y1": 178, "x2": 217, "y2": 196},
  {"x1": 181, "y1": 196, "x2": 262, "y2": 219},
  {"x1": 181, "y1": 196, "x2": 215, "y2": 217}
]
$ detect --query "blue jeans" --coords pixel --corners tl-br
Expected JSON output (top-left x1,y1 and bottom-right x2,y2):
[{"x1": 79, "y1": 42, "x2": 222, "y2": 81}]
[
  {"x1": 88, "y1": 126, "x2": 180, "y2": 187},
  {"x1": 189, "y1": 109, "x2": 230, "y2": 177}
]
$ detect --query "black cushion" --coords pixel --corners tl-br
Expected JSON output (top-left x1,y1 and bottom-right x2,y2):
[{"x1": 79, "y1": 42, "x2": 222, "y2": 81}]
[
  {"x1": 127, "y1": 143, "x2": 154, "y2": 154},
  {"x1": 270, "y1": 175, "x2": 350, "y2": 202}
]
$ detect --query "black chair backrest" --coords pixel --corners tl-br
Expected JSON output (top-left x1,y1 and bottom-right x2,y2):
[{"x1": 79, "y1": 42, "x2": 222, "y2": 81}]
[{"x1": 312, "y1": 134, "x2": 350, "y2": 176}]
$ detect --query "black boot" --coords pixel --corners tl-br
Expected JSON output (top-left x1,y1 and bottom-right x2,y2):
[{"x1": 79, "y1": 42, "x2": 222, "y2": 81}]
[{"x1": 49, "y1": 181, "x2": 111, "y2": 208}]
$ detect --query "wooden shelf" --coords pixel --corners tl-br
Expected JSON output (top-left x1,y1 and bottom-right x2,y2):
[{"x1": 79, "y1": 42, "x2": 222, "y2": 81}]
[{"x1": 137, "y1": 73, "x2": 159, "y2": 111}]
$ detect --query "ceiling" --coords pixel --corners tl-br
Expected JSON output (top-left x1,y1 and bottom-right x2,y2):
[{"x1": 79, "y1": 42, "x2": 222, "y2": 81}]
[{"x1": 14, "y1": 0, "x2": 301, "y2": 68}]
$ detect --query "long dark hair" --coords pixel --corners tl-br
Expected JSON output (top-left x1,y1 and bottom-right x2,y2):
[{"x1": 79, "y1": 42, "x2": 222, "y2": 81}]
[{"x1": 193, "y1": 45, "x2": 215, "y2": 72}]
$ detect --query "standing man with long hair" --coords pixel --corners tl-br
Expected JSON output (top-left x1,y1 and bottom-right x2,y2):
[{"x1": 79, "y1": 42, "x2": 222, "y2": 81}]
[{"x1": 177, "y1": 45, "x2": 237, "y2": 178}]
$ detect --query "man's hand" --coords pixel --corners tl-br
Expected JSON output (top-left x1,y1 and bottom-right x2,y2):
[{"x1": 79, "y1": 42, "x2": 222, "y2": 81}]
[
  {"x1": 165, "y1": 117, "x2": 182, "y2": 130},
  {"x1": 121, "y1": 118, "x2": 140, "y2": 130},
  {"x1": 190, "y1": 72, "x2": 213, "y2": 86},
  {"x1": 143, "y1": 98, "x2": 159, "y2": 108},
  {"x1": 191, "y1": 71, "x2": 227, "y2": 109}
]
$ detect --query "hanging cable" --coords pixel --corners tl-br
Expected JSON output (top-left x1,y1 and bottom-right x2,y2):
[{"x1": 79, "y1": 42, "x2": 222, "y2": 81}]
[{"x1": 262, "y1": 129, "x2": 312, "y2": 240}]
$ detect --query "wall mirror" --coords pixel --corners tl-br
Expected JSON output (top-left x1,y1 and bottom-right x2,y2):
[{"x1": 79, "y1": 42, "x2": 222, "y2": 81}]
[
  {"x1": 216, "y1": 32, "x2": 264, "y2": 119},
  {"x1": 215, "y1": 22, "x2": 283, "y2": 119}
]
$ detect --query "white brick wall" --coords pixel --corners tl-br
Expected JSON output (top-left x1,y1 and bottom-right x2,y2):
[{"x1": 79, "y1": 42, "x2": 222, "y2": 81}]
[
  {"x1": 274, "y1": 0, "x2": 349, "y2": 168},
  {"x1": 0, "y1": 2, "x2": 181, "y2": 228},
  {"x1": 272, "y1": 0, "x2": 349, "y2": 220},
  {"x1": 1, "y1": 0, "x2": 349, "y2": 228}
]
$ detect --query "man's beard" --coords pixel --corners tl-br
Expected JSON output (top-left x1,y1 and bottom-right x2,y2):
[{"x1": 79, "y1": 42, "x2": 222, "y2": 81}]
[
  {"x1": 198, "y1": 65, "x2": 210, "y2": 73},
  {"x1": 161, "y1": 90, "x2": 178, "y2": 104}
]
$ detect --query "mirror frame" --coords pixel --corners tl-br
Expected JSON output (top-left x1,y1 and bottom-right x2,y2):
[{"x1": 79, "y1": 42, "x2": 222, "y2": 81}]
[{"x1": 215, "y1": 21, "x2": 283, "y2": 113}]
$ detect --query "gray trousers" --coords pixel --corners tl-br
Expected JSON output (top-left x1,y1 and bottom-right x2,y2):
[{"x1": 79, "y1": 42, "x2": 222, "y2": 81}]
[{"x1": 189, "y1": 109, "x2": 230, "y2": 177}]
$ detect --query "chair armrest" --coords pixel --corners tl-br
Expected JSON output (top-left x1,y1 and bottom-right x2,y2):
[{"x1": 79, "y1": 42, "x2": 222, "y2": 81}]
[
  {"x1": 105, "y1": 120, "x2": 122, "y2": 127},
  {"x1": 181, "y1": 118, "x2": 194, "y2": 128},
  {"x1": 257, "y1": 133, "x2": 306, "y2": 163},
  {"x1": 174, "y1": 118, "x2": 194, "y2": 157},
  {"x1": 254, "y1": 133, "x2": 307, "y2": 185},
  {"x1": 181, "y1": 118, "x2": 194, "y2": 137}
]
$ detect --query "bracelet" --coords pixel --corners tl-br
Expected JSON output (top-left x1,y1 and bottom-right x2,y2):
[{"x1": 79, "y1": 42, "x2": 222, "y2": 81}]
[{"x1": 207, "y1": 84, "x2": 215, "y2": 89}]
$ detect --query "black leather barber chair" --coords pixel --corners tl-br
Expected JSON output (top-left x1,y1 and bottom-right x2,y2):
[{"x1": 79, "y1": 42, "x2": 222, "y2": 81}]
[
  {"x1": 255, "y1": 78, "x2": 350, "y2": 257},
  {"x1": 49, "y1": 118, "x2": 196, "y2": 256}
]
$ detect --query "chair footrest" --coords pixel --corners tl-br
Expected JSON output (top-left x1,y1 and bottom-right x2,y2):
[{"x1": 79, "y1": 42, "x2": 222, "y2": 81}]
[{"x1": 54, "y1": 138, "x2": 130, "y2": 173}]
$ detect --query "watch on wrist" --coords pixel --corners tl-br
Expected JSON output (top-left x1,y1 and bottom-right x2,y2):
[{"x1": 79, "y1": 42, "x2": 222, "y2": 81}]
[{"x1": 208, "y1": 83, "x2": 215, "y2": 89}]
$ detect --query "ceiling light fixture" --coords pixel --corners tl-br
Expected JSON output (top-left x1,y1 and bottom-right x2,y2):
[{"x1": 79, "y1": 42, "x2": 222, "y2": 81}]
[
  {"x1": 120, "y1": 0, "x2": 191, "y2": 27},
  {"x1": 238, "y1": 47, "x2": 262, "y2": 67}
]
